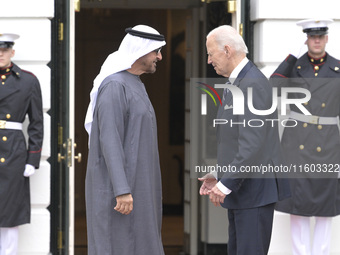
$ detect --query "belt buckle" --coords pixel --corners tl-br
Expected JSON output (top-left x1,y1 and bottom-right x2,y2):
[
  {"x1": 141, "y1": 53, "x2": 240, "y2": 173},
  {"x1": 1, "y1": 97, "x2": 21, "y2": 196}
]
[
  {"x1": 0, "y1": 120, "x2": 6, "y2": 129},
  {"x1": 310, "y1": 115, "x2": 319, "y2": 124}
]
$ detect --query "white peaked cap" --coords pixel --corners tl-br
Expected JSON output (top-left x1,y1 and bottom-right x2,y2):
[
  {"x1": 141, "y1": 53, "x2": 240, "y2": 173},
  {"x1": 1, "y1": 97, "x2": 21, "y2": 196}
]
[
  {"x1": 296, "y1": 19, "x2": 333, "y2": 35},
  {"x1": 0, "y1": 33, "x2": 20, "y2": 42},
  {"x1": 0, "y1": 33, "x2": 20, "y2": 48}
]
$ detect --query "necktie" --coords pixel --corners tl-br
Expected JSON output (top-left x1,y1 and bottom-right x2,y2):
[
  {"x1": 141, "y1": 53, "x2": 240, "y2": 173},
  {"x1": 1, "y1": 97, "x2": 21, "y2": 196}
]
[{"x1": 223, "y1": 80, "x2": 232, "y2": 101}]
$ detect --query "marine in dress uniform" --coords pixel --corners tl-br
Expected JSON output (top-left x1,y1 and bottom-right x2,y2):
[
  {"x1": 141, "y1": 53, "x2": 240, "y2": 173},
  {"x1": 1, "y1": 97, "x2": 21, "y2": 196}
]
[
  {"x1": 270, "y1": 19, "x2": 340, "y2": 255},
  {"x1": 0, "y1": 33, "x2": 43, "y2": 255}
]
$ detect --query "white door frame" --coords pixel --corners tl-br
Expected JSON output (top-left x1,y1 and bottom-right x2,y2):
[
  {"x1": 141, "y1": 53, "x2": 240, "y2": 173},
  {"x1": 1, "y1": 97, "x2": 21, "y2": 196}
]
[{"x1": 68, "y1": 0, "x2": 76, "y2": 254}]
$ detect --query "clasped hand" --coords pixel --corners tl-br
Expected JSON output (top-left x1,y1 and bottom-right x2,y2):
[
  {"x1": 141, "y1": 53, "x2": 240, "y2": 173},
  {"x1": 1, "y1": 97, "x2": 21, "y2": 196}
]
[{"x1": 198, "y1": 174, "x2": 226, "y2": 207}]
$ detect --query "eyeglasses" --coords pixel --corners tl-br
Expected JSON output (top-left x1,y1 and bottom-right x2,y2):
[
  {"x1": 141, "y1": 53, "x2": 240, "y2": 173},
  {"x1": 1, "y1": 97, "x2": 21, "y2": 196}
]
[{"x1": 154, "y1": 47, "x2": 162, "y2": 54}]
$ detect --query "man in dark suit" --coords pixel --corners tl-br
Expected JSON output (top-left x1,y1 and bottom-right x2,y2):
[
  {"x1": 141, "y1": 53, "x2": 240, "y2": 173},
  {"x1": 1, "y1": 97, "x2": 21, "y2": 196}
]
[{"x1": 199, "y1": 25, "x2": 290, "y2": 255}]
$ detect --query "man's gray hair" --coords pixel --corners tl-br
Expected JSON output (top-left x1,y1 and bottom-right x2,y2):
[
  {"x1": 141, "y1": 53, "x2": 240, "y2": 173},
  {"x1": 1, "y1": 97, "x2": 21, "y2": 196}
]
[{"x1": 207, "y1": 25, "x2": 248, "y2": 55}]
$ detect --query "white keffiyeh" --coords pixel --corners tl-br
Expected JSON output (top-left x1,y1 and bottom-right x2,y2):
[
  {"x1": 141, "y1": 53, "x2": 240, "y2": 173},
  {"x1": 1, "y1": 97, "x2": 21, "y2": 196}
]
[{"x1": 84, "y1": 25, "x2": 166, "y2": 139}]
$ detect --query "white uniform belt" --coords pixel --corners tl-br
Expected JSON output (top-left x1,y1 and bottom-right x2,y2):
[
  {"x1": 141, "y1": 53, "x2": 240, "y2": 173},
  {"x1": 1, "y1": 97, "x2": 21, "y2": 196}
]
[
  {"x1": 0, "y1": 120, "x2": 23, "y2": 130},
  {"x1": 289, "y1": 111, "x2": 339, "y2": 125}
]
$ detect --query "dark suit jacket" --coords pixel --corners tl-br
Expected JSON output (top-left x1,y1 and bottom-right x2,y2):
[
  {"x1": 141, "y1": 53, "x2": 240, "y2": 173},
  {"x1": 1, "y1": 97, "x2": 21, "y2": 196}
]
[{"x1": 217, "y1": 61, "x2": 290, "y2": 209}]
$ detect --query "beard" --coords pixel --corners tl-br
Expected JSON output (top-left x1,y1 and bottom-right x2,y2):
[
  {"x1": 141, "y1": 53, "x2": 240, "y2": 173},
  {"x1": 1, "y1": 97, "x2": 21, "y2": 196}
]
[{"x1": 142, "y1": 60, "x2": 157, "y2": 74}]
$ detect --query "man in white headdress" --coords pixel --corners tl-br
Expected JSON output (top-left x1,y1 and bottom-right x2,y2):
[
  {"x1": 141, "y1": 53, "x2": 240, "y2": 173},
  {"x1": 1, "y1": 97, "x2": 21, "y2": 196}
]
[{"x1": 84, "y1": 25, "x2": 166, "y2": 254}]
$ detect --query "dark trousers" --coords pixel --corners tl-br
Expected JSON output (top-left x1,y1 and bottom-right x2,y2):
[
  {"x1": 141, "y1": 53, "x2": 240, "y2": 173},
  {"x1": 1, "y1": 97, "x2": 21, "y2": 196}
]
[{"x1": 227, "y1": 203, "x2": 275, "y2": 255}]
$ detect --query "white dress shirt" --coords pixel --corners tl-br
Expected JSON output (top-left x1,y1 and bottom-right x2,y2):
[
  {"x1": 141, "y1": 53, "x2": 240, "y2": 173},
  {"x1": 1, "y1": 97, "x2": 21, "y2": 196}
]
[{"x1": 216, "y1": 57, "x2": 249, "y2": 195}]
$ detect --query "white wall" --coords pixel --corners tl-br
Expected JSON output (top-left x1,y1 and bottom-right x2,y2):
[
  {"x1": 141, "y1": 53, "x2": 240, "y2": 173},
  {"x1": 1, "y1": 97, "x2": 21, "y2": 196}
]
[
  {"x1": 0, "y1": 1, "x2": 54, "y2": 254},
  {"x1": 251, "y1": 0, "x2": 340, "y2": 254},
  {"x1": 251, "y1": 0, "x2": 340, "y2": 76}
]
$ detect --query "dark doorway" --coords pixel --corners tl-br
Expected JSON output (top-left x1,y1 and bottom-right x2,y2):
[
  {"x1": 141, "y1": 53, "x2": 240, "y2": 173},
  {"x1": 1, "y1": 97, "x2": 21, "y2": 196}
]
[{"x1": 74, "y1": 8, "x2": 188, "y2": 254}]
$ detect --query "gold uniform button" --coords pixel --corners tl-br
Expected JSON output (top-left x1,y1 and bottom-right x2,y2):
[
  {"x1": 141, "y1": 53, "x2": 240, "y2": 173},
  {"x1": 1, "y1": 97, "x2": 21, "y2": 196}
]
[
  {"x1": 2, "y1": 136, "x2": 7, "y2": 142},
  {"x1": 299, "y1": 145, "x2": 304, "y2": 150},
  {"x1": 297, "y1": 66, "x2": 301, "y2": 69},
  {"x1": 6, "y1": 114, "x2": 11, "y2": 119},
  {"x1": 315, "y1": 73, "x2": 318, "y2": 77},
  {"x1": 1, "y1": 75, "x2": 6, "y2": 80},
  {"x1": 0, "y1": 158, "x2": 5, "y2": 163},
  {"x1": 317, "y1": 147, "x2": 322, "y2": 152},
  {"x1": 318, "y1": 125, "x2": 322, "y2": 130},
  {"x1": 314, "y1": 66, "x2": 319, "y2": 71},
  {"x1": 303, "y1": 123, "x2": 308, "y2": 128},
  {"x1": 321, "y1": 103, "x2": 326, "y2": 108}
]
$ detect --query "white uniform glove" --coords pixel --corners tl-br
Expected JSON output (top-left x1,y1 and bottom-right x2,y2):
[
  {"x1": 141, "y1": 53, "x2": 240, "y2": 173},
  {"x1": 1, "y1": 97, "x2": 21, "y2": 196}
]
[
  {"x1": 23, "y1": 164, "x2": 35, "y2": 177},
  {"x1": 291, "y1": 35, "x2": 308, "y2": 58}
]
